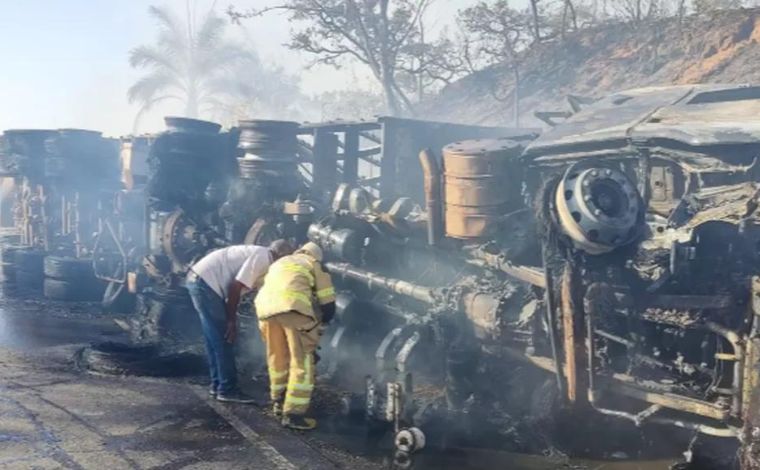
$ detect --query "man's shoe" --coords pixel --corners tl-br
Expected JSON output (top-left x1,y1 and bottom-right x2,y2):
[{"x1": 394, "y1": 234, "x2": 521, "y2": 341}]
[
  {"x1": 216, "y1": 390, "x2": 257, "y2": 404},
  {"x1": 272, "y1": 402, "x2": 283, "y2": 417},
  {"x1": 208, "y1": 387, "x2": 217, "y2": 398},
  {"x1": 282, "y1": 414, "x2": 317, "y2": 430}
]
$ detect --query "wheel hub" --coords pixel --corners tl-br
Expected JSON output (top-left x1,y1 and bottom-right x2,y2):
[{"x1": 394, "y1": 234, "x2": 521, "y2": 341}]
[{"x1": 555, "y1": 164, "x2": 642, "y2": 254}]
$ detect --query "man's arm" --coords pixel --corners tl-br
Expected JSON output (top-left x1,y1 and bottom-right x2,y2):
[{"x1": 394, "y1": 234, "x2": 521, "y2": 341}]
[
  {"x1": 224, "y1": 251, "x2": 270, "y2": 343},
  {"x1": 313, "y1": 263, "x2": 336, "y2": 324},
  {"x1": 224, "y1": 279, "x2": 246, "y2": 343}
]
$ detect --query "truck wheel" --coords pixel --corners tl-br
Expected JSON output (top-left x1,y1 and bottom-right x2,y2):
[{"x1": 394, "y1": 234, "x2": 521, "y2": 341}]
[
  {"x1": 44, "y1": 277, "x2": 103, "y2": 301},
  {"x1": 135, "y1": 289, "x2": 200, "y2": 341},
  {"x1": 78, "y1": 341, "x2": 205, "y2": 377},
  {"x1": 15, "y1": 269, "x2": 44, "y2": 294},
  {"x1": 527, "y1": 376, "x2": 562, "y2": 447},
  {"x1": 1, "y1": 262, "x2": 15, "y2": 282},
  {"x1": 14, "y1": 249, "x2": 44, "y2": 274},
  {"x1": 0, "y1": 245, "x2": 24, "y2": 283},
  {"x1": 44, "y1": 256, "x2": 95, "y2": 280},
  {"x1": 102, "y1": 281, "x2": 136, "y2": 313},
  {"x1": 0, "y1": 244, "x2": 22, "y2": 264}
]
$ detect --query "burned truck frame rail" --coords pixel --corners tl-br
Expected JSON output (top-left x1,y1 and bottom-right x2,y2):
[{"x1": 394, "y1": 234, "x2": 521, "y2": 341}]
[{"x1": 326, "y1": 261, "x2": 743, "y2": 438}]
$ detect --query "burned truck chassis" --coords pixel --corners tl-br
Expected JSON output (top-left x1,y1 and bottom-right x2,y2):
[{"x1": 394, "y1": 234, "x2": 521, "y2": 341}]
[
  {"x1": 10, "y1": 85, "x2": 755, "y2": 467},
  {"x1": 303, "y1": 86, "x2": 760, "y2": 467},
  {"x1": 314, "y1": 178, "x2": 754, "y2": 467}
]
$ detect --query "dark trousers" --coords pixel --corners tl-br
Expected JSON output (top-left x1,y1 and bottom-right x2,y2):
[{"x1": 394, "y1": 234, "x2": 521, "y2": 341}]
[{"x1": 186, "y1": 278, "x2": 237, "y2": 394}]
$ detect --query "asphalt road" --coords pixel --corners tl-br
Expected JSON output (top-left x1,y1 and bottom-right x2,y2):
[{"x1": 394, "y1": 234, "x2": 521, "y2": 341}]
[
  {"x1": 0, "y1": 289, "x2": 686, "y2": 470},
  {"x1": 0, "y1": 292, "x2": 385, "y2": 470}
]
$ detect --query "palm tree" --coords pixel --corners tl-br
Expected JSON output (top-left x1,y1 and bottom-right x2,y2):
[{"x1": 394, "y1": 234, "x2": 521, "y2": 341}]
[{"x1": 128, "y1": 2, "x2": 254, "y2": 127}]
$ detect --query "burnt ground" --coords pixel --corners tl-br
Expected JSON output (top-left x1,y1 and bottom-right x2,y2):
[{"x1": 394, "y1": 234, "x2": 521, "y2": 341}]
[
  {"x1": 425, "y1": 8, "x2": 760, "y2": 129},
  {"x1": 0, "y1": 286, "x2": 686, "y2": 470}
]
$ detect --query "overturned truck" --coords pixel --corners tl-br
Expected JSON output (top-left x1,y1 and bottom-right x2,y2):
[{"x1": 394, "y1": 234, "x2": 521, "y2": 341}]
[{"x1": 311, "y1": 85, "x2": 760, "y2": 467}]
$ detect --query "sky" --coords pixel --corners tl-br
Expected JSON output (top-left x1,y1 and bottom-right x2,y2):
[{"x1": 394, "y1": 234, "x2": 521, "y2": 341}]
[{"x1": 0, "y1": 0, "x2": 514, "y2": 137}]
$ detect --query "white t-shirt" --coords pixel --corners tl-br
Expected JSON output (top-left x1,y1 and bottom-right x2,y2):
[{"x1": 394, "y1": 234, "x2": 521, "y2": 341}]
[{"x1": 190, "y1": 245, "x2": 272, "y2": 299}]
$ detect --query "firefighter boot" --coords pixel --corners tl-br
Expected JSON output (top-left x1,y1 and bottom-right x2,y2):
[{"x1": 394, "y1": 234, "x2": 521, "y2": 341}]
[{"x1": 282, "y1": 414, "x2": 317, "y2": 431}]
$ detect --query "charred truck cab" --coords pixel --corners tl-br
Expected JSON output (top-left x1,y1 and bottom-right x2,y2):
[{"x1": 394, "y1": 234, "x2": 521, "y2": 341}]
[
  {"x1": 310, "y1": 85, "x2": 760, "y2": 467},
  {"x1": 523, "y1": 84, "x2": 760, "y2": 466}
]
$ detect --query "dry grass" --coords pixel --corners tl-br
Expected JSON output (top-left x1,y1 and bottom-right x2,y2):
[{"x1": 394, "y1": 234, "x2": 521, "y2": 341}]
[{"x1": 425, "y1": 9, "x2": 760, "y2": 128}]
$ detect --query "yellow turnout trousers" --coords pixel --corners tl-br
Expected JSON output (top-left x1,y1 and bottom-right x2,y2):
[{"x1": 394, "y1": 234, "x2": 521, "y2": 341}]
[{"x1": 259, "y1": 311, "x2": 321, "y2": 415}]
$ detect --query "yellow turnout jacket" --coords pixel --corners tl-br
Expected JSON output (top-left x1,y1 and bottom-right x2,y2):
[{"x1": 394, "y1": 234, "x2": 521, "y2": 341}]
[{"x1": 255, "y1": 252, "x2": 336, "y2": 321}]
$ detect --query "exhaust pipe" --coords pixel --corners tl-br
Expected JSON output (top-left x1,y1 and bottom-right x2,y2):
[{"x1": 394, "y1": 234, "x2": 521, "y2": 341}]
[{"x1": 418, "y1": 149, "x2": 442, "y2": 246}]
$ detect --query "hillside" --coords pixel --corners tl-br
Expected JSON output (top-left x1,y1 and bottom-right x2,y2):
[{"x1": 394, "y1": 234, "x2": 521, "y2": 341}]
[{"x1": 425, "y1": 8, "x2": 760, "y2": 128}]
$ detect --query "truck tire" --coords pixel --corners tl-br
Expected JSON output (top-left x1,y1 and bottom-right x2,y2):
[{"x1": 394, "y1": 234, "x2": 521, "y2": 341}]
[
  {"x1": 77, "y1": 341, "x2": 205, "y2": 377},
  {"x1": 1, "y1": 262, "x2": 15, "y2": 282},
  {"x1": 14, "y1": 249, "x2": 44, "y2": 274},
  {"x1": 15, "y1": 269, "x2": 43, "y2": 293},
  {"x1": 44, "y1": 256, "x2": 95, "y2": 280},
  {"x1": 102, "y1": 280, "x2": 136, "y2": 313},
  {"x1": 0, "y1": 245, "x2": 24, "y2": 283},
  {"x1": 133, "y1": 288, "x2": 200, "y2": 342},
  {"x1": 0, "y1": 244, "x2": 22, "y2": 264},
  {"x1": 44, "y1": 277, "x2": 104, "y2": 301}
]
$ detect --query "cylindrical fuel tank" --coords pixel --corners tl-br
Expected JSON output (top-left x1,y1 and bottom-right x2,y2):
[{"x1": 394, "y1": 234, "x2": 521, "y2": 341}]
[{"x1": 442, "y1": 138, "x2": 523, "y2": 239}]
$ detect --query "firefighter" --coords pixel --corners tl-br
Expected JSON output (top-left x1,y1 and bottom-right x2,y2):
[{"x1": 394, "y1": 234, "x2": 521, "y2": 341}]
[
  {"x1": 255, "y1": 241, "x2": 336, "y2": 430},
  {"x1": 186, "y1": 239, "x2": 294, "y2": 404}
]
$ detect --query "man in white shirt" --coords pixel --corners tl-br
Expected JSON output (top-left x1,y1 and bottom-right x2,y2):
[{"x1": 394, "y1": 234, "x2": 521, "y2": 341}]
[{"x1": 186, "y1": 239, "x2": 294, "y2": 403}]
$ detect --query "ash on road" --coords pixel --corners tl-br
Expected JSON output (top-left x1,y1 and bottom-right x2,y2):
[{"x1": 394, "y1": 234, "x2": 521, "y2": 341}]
[
  {"x1": 0, "y1": 290, "x2": 681, "y2": 470},
  {"x1": 0, "y1": 291, "x2": 384, "y2": 470}
]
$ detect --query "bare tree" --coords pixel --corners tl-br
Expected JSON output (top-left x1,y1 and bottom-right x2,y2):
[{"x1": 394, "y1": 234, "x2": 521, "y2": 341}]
[
  {"x1": 398, "y1": 31, "x2": 468, "y2": 102},
  {"x1": 529, "y1": 0, "x2": 543, "y2": 41},
  {"x1": 229, "y1": 0, "x2": 456, "y2": 116},
  {"x1": 611, "y1": 0, "x2": 686, "y2": 22},
  {"x1": 516, "y1": 0, "x2": 582, "y2": 43},
  {"x1": 561, "y1": 0, "x2": 579, "y2": 36},
  {"x1": 460, "y1": 1, "x2": 532, "y2": 126},
  {"x1": 314, "y1": 89, "x2": 385, "y2": 121},
  {"x1": 676, "y1": 0, "x2": 689, "y2": 21},
  {"x1": 693, "y1": 0, "x2": 745, "y2": 13},
  {"x1": 615, "y1": 0, "x2": 644, "y2": 21}
]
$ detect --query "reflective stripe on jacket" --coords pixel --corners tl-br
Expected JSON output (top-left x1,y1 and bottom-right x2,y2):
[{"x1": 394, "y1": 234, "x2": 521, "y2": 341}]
[{"x1": 254, "y1": 252, "x2": 336, "y2": 321}]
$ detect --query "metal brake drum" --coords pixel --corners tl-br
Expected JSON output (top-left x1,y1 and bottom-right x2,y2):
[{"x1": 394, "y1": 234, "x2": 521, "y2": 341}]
[{"x1": 555, "y1": 164, "x2": 642, "y2": 254}]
